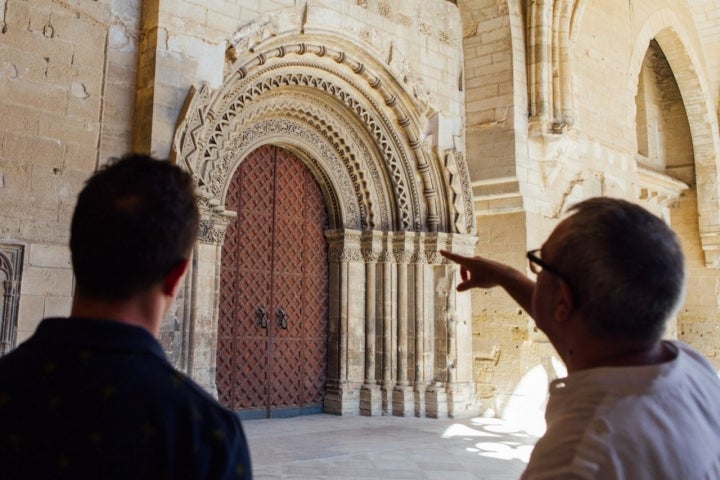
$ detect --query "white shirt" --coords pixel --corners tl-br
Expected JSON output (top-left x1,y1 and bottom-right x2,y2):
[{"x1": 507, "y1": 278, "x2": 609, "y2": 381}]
[{"x1": 522, "y1": 341, "x2": 720, "y2": 479}]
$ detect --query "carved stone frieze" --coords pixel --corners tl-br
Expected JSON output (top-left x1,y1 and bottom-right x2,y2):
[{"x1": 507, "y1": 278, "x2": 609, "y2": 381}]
[
  {"x1": 411, "y1": 232, "x2": 428, "y2": 264},
  {"x1": 377, "y1": 249, "x2": 394, "y2": 263},
  {"x1": 421, "y1": 232, "x2": 477, "y2": 264},
  {"x1": 227, "y1": 18, "x2": 280, "y2": 57},
  {"x1": 391, "y1": 231, "x2": 416, "y2": 264},
  {"x1": 172, "y1": 83, "x2": 212, "y2": 179},
  {"x1": 326, "y1": 229, "x2": 364, "y2": 263},
  {"x1": 360, "y1": 231, "x2": 385, "y2": 262}
]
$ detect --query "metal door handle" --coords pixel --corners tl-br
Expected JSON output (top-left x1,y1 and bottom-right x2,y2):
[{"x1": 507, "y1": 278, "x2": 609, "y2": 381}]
[
  {"x1": 278, "y1": 307, "x2": 288, "y2": 330},
  {"x1": 256, "y1": 306, "x2": 268, "y2": 329}
]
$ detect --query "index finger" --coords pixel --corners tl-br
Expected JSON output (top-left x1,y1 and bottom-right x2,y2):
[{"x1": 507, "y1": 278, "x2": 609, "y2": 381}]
[{"x1": 440, "y1": 250, "x2": 469, "y2": 264}]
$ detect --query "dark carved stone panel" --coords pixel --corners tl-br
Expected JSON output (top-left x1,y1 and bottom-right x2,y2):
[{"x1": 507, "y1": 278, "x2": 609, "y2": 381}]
[{"x1": 0, "y1": 244, "x2": 23, "y2": 356}]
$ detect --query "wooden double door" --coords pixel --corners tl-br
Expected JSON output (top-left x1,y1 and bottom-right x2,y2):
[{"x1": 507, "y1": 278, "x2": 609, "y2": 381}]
[{"x1": 216, "y1": 145, "x2": 329, "y2": 419}]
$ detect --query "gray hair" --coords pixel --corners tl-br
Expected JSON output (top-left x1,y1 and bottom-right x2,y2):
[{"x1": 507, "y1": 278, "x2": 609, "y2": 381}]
[{"x1": 554, "y1": 197, "x2": 685, "y2": 345}]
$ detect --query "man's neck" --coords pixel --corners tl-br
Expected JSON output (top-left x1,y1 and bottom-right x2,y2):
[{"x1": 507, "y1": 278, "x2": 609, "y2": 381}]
[
  {"x1": 70, "y1": 290, "x2": 164, "y2": 337},
  {"x1": 565, "y1": 340, "x2": 674, "y2": 372}
]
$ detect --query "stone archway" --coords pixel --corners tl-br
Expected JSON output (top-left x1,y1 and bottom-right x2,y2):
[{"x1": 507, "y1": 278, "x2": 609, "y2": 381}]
[
  {"x1": 628, "y1": 10, "x2": 720, "y2": 267},
  {"x1": 172, "y1": 34, "x2": 478, "y2": 417}
]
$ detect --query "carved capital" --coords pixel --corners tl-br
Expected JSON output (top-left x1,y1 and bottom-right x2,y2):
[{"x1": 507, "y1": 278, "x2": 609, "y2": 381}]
[
  {"x1": 391, "y1": 231, "x2": 417, "y2": 264},
  {"x1": 326, "y1": 229, "x2": 364, "y2": 262},
  {"x1": 422, "y1": 232, "x2": 477, "y2": 264},
  {"x1": 360, "y1": 230, "x2": 385, "y2": 262},
  {"x1": 197, "y1": 210, "x2": 236, "y2": 245}
]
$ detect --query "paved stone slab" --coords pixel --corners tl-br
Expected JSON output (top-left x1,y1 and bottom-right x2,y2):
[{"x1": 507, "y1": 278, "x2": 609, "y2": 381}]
[{"x1": 243, "y1": 414, "x2": 538, "y2": 480}]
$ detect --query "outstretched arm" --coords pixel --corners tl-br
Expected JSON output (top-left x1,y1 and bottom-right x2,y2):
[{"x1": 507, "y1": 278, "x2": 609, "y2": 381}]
[{"x1": 440, "y1": 250, "x2": 535, "y2": 316}]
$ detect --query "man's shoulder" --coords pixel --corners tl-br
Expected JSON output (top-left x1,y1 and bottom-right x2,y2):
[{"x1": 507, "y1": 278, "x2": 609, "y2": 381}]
[
  {"x1": 527, "y1": 342, "x2": 720, "y2": 480},
  {"x1": 160, "y1": 366, "x2": 237, "y2": 418},
  {"x1": 121, "y1": 355, "x2": 234, "y2": 417}
]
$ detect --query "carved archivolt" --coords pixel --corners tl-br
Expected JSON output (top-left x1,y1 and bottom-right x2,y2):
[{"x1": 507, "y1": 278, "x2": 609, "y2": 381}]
[
  {"x1": 173, "y1": 38, "x2": 476, "y2": 235},
  {"x1": 218, "y1": 90, "x2": 388, "y2": 230}
]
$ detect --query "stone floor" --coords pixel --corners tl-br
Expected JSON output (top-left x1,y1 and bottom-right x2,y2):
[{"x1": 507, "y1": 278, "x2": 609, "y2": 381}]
[{"x1": 243, "y1": 414, "x2": 540, "y2": 479}]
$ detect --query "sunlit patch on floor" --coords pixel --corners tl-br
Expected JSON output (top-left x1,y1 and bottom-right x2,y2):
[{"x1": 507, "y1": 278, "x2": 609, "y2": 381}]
[{"x1": 441, "y1": 417, "x2": 540, "y2": 464}]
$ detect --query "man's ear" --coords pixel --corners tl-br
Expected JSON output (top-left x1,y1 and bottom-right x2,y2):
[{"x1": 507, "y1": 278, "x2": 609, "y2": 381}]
[
  {"x1": 163, "y1": 259, "x2": 190, "y2": 297},
  {"x1": 554, "y1": 279, "x2": 574, "y2": 323}
]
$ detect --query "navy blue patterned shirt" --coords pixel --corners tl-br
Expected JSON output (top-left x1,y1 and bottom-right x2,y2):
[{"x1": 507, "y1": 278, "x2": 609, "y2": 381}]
[{"x1": 0, "y1": 317, "x2": 252, "y2": 479}]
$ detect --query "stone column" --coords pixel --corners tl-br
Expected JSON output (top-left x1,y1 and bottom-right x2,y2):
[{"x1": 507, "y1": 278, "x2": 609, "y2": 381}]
[
  {"x1": 380, "y1": 234, "x2": 395, "y2": 414},
  {"x1": 187, "y1": 208, "x2": 233, "y2": 396},
  {"x1": 360, "y1": 231, "x2": 382, "y2": 416},
  {"x1": 392, "y1": 232, "x2": 415, "y2": 416},
  {"x1": 413, "y1": 233, "x2": 427, "y2": 417},
  {"x1": 324, "y1": 229, "x2": 363, "y2": 415}
]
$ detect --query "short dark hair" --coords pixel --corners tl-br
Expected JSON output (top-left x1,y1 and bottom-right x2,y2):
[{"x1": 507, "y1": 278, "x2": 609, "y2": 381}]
[
  {"x1": 70, "y1": 153, "x2": 199, "y2": 300},
  {"x1": 555, "y1": 197, "x2": 685, "y2": 344}
]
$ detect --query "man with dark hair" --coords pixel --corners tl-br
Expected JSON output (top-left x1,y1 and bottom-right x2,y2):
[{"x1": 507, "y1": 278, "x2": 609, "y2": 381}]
[
  {"x1": 442, "y1": 197, "x2": 720, "y2": 479},
  {"x1": 0, "y1": 154, "x2": 252, "y2": 479}
]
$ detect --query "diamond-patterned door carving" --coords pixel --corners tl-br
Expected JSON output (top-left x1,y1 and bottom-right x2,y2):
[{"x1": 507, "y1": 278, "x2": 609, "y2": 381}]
[{"x1": 217, "y1": 145, "x2": 329, "y2": 418}]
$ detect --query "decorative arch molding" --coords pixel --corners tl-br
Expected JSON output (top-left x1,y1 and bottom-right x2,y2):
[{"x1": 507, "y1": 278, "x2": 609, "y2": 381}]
[
  {"x1": 171, "y1": 34, "x2": 478, "y2": 417},
  {"x1": 174, "y1": 39, "x2": 476, "y2": 235},
  {"x1": 628, "y1": 10, "x2": 720, "y2": 267}
]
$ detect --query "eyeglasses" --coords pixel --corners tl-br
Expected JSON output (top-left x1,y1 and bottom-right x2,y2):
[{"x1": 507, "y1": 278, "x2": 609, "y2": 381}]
[
  {"x1": 527, "y1": 249, "x2": 572, "y2": 285},
  {"x1": 527, "y1": 249, "x2": 577, "y2": 307}
]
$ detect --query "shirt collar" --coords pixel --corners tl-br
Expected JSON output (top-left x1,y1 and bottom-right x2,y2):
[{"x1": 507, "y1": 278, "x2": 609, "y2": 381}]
[{"x1": 32, "y1": 317, "x2": 168, "y2": 360}]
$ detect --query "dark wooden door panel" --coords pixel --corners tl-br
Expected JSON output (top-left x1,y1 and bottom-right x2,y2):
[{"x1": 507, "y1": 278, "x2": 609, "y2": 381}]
[
  {"x1": 233, "y1": 338, "x2": 268, "y2": 408},
  {"x1": 217, "y1": 145, "x2": 328, "y2": 417}
]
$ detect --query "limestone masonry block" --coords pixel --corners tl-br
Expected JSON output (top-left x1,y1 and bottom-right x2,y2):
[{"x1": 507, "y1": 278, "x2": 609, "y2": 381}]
[
  {"x1": 16, "y1": 295, "x2": 45, "y2": 343},
  {"x1": 44, "y1": 295, "x2": 72, "y2": 318},
  {"x1": 29, "y1": 244, "x2": 71, "y2": 269},
  {"x1": 20, "y1": 265, "x2": 73, "y2": 297}
]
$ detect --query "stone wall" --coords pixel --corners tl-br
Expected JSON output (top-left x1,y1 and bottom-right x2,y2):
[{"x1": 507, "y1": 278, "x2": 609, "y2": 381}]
[
  {"x1": 0, "y1": 0, "x2": 139, "y2": 343},
  {"x1": 136, "y1": 0, "x2": 464, "y2": 157},
  {"x1": 460, "y1": 0, "x2": 720, "y2": 417}
]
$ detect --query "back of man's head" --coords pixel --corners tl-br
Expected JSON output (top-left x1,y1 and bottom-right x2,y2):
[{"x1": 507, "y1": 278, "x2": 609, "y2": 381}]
[
  {"x1": 556, "y1": 197, "x2": 685, "y2": 345},
  {"x1": 70, "y1": 153, "x2": 199, "y2": 300}
]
